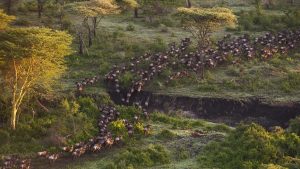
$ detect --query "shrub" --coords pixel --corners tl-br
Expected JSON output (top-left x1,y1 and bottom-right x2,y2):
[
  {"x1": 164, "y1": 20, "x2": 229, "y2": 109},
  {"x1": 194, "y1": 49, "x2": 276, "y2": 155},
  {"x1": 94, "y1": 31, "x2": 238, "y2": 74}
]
[
  {"x1": 77, "y1": 97, "x2": 99, "y2": 118},
  {"x1": 259, "y1": 164, "x2": 288, "y2": 169},
  {"x1": 113, "y1": 144, "x2": 170, "y2": 168},
  {"x1": 126, "y1": 23, "x2": 135, "y2": 31},
  {"x1": 198, "y1": 123, "x2": 300, "y2": 169},
  {"x1": 116, "y1": 105, "x2": 142, "y2": 121},
  {"x1": 288, "y1": 116, "x2": 300, "y2": 136},
  {"x1": 119, "y1": 72, "x2": 134, "y2": 88},
  {"x1": 108, "y1": 120, "x2": 128, "y2": 137}
]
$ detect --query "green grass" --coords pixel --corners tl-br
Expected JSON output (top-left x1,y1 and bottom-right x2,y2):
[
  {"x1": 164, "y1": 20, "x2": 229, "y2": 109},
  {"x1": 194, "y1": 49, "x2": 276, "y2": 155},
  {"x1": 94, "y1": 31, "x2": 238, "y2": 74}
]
[{"x1": 65, "y1": 113, "x2": 229, "y2": 169}]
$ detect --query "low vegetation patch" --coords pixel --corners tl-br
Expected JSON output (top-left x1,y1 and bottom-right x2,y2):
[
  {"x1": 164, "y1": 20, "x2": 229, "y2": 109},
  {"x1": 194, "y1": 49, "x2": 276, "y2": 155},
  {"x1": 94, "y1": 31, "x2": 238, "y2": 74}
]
[
  {"x1": 198, "y1": 123, "x2": 300, "y2": 169},
  {"x1": 104, "y1": 144, "x2": 171, "y2": 169}
]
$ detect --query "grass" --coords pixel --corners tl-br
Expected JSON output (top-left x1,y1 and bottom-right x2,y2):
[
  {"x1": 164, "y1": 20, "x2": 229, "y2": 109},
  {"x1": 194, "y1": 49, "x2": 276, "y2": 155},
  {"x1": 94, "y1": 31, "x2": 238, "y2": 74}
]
[{"x1": 64, "y1": 114, "x2": 229, "y2": 169}]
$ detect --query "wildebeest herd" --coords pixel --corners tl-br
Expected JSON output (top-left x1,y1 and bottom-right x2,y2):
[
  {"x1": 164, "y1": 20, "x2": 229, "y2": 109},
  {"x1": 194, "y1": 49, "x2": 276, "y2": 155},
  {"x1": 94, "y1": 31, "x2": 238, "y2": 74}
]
[
  {"x1": 1, "y1": 28, "x2": 300, "y2": 169},
  {"x1": 104, "y1": 28, "x2": 300, "y2": 104},
  {"x1": 1, "y1": 105, "x2": 150, "y2": 169}
]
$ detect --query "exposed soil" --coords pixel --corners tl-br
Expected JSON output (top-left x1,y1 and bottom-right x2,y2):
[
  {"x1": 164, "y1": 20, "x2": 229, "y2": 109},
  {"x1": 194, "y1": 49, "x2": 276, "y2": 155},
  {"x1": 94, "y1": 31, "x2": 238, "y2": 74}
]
[{"x1": 107, "y1": 90, "x2": 300, "y2": 128}]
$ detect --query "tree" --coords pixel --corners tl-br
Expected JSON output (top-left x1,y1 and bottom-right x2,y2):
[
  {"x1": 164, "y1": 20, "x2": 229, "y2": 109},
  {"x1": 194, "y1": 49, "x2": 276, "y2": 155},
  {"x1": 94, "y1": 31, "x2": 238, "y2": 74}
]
[
  {"x1": 3, "y1": 0, "x2": 19, "y2": 14},
  {"x1": 69, "y1": 0, "x2": 120, "y2": 51},
  {"x1": 185, "y1": 0, "x2": 191, "y2": 8},
  {"x1": 177, "y1": 7, "x2": 237, "y2": 48},
  {"x1": 140, "y1": 0, "x2": 180, "y2": 23},
  {"x1": 0, "y1": 27, "x2": 72, "y2": 130},
  {"x1": 0, "y1": 9, "x2": 15, "y2": 30},
  {"x1": 37, "y1": 0, "x2": 49, "y2": 18},
  {"x1": 116, "y1": 0, "x2": 139, "y2": 18}
]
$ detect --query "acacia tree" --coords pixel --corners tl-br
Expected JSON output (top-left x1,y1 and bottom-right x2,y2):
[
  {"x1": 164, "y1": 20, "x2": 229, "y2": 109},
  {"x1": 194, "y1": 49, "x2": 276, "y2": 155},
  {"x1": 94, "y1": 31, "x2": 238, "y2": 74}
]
[
  {"x1": 116, "y1": 0, "x2": 139, "y2": 18},
  {"x1": 177, "y1": 7, "x2": 237, "y2": 48},
  {"x1": 0, "y1": 19, "x2": 72, "y2": 129},
  {"x1": 140, "y1": 0, "x2": 179, "y2": 23},
  {"x1": 69, "y1": 0, "x2": 120, "y2": 51}
]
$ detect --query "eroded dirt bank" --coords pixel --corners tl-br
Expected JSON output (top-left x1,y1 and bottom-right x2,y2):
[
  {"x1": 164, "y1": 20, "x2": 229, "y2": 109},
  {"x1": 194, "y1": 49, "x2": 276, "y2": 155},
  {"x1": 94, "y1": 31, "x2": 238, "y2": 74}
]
[{"x1": 107, "y1": 90, "x2": 300, "y2": 127}]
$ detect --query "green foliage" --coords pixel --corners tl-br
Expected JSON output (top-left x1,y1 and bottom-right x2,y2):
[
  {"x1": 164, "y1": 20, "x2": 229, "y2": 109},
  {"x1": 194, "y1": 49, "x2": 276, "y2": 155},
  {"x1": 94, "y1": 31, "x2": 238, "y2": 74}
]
[
  {"x1": 237, "y1": 9, "x2": 300, "y2": 32},
  {"x1": 119, "y1": 72, "x2": 134, "y2": 88},
  {"x1": 288, "y1": 116, "x2": 300, "y2": 136},
  {"x1": 126, "y1": 23, "x2": 135, "y2": 31},
  {"x1": 150, "y1": 112, "x2": 205, "y2": 129},
  {"x1": 198, "y1": 123, "x2": 300, "y2": 169},
  {"x1": 77, "y1": 97, "x2": 99, "y2": 118},
  {"x1": 208, "y1": 124, "x2": 232, "y2": 133},
  {"x1": 0, "y1": 129, "x2": 10, "y2": 145},
  {"x1": 108, "y1": 119, "x2": 128, "y2": 137},
  {"x1": 149, "y1": 37, "x2": 167, "y2": 52},
  {"x1": 111, "y1": 144, "x2": 170, "y2": 168},
  {"x1": 177, "y1": 7, "x2": 237, "y2": 46},
  {"x1": 157, "y1": 129, "x2": 177, "y2": 140},
  {"x1": 116, "y1": 105, "x2": 142, "y2": 120},
  {"x1": 280, "y1": 72, "x2": 300, "y2": 93}
]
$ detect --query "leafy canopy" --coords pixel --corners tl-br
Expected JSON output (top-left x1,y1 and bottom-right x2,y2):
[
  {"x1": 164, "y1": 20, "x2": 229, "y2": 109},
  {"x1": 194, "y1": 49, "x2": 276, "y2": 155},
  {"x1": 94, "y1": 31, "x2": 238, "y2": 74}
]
[
  {"x1": 69, "y1": 0, "x2": 120, "y2": 17},
  {"x1": 0, "y1": 27, "x2": 73, "y2": 92},
  {"x1": 177, "y1": 7, "x2": 237, "y2": 28}
]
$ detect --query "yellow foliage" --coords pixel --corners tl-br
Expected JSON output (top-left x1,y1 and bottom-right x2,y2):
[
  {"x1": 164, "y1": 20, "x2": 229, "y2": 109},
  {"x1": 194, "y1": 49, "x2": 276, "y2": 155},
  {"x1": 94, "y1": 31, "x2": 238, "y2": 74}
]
[
  {"x1": 177, "y1": 7, "x2": 237, "y2": 27},
  {"x1": 69, "y1": 0, "x2": 120, "y2": 17},
  {"x1": 123, "y1": 0, "x2": 139, "y2": 8},
  {"x1": 0, "y1": 10, "x2": 15, "y2": 30}
]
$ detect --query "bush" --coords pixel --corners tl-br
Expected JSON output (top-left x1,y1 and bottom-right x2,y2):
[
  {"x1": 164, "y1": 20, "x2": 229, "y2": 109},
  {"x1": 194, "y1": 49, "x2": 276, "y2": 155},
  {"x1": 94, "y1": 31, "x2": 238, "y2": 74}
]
[
  {"x1": 116, "y1": 105, "x2": 142, "y2": 121},
  {"x1": 119, "y1": 72, "x2": 134, "y2": 88},
  {"x1": 77, "y1": 97, "x2": 99, "y2": 118},
  {"x1": 108, "y1": 120, "x2": 128, "y2": 137},
  {"x1": 113, "y1": 144, "x2": 170, "y2": 168},
  {"x1": 198, "y1": 123, "x2": 300, "y2": 169},
  {"x1": 288, "y1": 116, "x2": 300, "y2": 136},
  {"x1": 126, "y1": 23, "x2": 135, "y2": 31}
]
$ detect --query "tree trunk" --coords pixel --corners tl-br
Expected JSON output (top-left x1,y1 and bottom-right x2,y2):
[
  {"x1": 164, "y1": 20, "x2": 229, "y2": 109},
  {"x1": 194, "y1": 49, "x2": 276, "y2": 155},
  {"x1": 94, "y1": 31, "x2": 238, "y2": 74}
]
[
  {"x1": 88, "y1": 27, "x2": 92, "y2": 47},
  {"x1": 134, "y1": 8, "x2": 138, "y2": 18},
  {"x1": 92, "y1": 17, "x2": 97, "y2": 37},
  {"x1": 10, "y1": 105, "x2": 17, "y2": 130},
  {"x1": 37, "y1": 0, "x2": 43, "y2": 18},
  {"x1": 78, "y1": 32, "x2": 83, "y2": 55},
  {"x1": 6, "y1": 0, "x2": 12, "y2": 14},
  {"x1": 186, "y1": 0, "x2": 192, "y2": 8}
]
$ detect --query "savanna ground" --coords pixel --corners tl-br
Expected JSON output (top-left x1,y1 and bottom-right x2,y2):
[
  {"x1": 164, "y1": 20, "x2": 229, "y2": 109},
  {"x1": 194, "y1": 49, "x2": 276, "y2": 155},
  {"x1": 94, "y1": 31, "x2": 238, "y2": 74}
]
[{"x1": 1, "y1": 0, "x2": 300, "y2": 169}]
